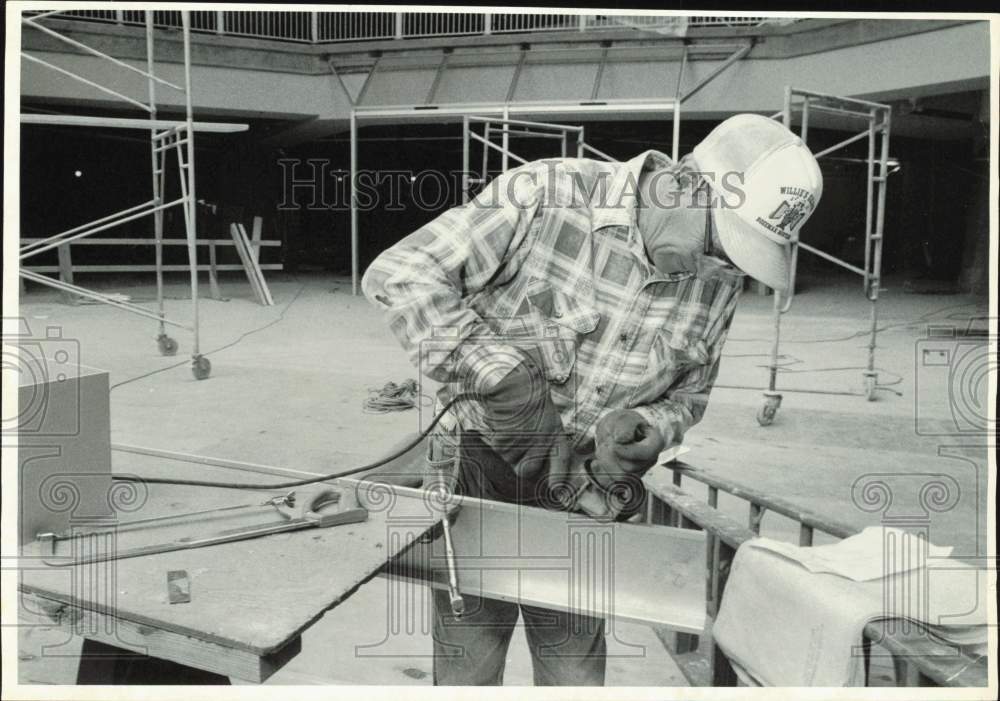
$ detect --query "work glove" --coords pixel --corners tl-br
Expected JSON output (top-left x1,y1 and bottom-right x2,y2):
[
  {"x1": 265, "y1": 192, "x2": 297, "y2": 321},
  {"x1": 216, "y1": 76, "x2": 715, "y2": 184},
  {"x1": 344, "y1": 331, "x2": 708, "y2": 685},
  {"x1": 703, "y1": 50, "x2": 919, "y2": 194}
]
[
  {"x1": 591, "y1": 409, "x2": 665, "y2": 488},
  {"x1": 545, "y1": 410, "x2": 665, "y2": 522},
  {"x1": 477, "y1": 347, "x2": 567, "y2": 482}
]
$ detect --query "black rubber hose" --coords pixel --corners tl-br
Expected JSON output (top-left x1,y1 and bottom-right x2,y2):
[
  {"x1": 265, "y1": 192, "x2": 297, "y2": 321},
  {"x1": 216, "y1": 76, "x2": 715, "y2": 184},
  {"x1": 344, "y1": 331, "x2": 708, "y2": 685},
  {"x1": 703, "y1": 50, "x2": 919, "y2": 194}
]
[{"x1": 111, "y1": 394, "x2": 472, "y2": 491}]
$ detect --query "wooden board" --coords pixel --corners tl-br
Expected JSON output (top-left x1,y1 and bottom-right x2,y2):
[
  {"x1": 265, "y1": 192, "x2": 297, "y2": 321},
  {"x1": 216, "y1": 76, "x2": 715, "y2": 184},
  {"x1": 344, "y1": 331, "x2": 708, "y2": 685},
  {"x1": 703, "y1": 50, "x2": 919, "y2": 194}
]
[
  {"x1": 208, "y1": 242, "x2": 222, "y2": 300},
  {"x1": 18, "y1": 477, "x2": 443, "y2": 682},
  {"x1": 239, "y1": 223, "x2": 273, "y2": 305},
  {"x1": 20, "y1": 590, "x2": 300, "y2": 683},
  {"x1": 229, "y1": 223, "x2": 273, "y2": 306},
  {"x1": 56, "y1": 243, "x2": 80, "y2": 303},
  {"x1": 229, "y1": 223, "x2": 264, "y2": 304},
  {"x1": 250, "y1": 216, "x2": 263, "y2": 263},
  {"x1": 18, "y1": 362, "x2": 112, "y2": 547}
]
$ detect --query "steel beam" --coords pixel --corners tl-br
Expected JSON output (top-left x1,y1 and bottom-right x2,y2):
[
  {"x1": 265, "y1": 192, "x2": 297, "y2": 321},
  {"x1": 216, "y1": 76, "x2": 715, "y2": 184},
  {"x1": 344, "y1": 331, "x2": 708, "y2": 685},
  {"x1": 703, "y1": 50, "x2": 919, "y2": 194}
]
[
  {"x1": 679, "y1": 43, "x2": 752, "y2": 104},
  {"x1": 354, "y1": 98, "x2": 679, "y2": 120},
  {"x1": 351, "y1": 479, "x2": 707, "y2": 631},
  {"x1": 506, "y1": 49, "x2": 527, "y2": 103},
  {"x1": 426, "y1": 51, "x2": 451, "y2": 104},
  {"x1": 675, "y1": 44, "x2": 688, "y2": 99},
  {"x1": 590, "y1": 46, "x2": 609, "y2": 100}
]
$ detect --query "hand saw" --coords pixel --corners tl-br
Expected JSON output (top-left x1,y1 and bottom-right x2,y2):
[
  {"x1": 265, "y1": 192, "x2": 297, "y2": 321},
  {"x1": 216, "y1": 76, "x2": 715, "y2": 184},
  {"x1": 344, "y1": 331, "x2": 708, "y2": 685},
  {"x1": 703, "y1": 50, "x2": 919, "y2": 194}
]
[{"x1": 40, "y1": 485, "x2": 368, "y2": 567}]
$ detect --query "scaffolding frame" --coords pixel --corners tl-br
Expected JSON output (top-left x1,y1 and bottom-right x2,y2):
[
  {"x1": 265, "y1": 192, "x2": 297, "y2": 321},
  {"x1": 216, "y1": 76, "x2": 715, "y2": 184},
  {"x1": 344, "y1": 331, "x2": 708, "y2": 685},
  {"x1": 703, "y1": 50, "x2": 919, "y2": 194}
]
[
  {"x1": 459, "y1": 114, "x2": 622, "y2": 204},
  {"x1": 19, "y1": 10, "x2": 247, "y2": 380},
  {"x1": 756, "y1": 87, "x2": 893, "y2": 425},
  {"x1": 349, "y1": 98, "x2": 681, "y2": 293},
  {"x1": 346, "y1": 36, "x2": 759, "y2": 293}
]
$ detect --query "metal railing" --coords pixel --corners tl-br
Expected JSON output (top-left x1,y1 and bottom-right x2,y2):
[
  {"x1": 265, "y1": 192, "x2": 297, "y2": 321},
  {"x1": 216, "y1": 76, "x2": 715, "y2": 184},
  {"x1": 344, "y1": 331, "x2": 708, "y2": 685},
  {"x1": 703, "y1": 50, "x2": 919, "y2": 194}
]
[
  {"x1": 27, "y1": 10, "x2": 793, "y2": 44},
  {"x1": 644, "y1": 464, "x2": 989, "y2": 687}
]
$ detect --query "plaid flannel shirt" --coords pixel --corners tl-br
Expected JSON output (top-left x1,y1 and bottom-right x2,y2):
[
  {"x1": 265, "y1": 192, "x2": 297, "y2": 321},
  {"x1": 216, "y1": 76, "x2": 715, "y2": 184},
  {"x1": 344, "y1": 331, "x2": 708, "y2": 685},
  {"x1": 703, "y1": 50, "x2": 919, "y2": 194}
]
[{"x1": 362, "y1": 150, "x2": 745, "y2": 453}]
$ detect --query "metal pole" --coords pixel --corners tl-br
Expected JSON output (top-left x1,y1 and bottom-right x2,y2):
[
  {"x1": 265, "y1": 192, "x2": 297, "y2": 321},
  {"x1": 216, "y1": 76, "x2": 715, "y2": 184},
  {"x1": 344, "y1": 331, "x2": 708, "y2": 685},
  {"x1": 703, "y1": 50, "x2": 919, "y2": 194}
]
[
  {"x1": 469, "y1": 132, "x2": 528, "y2": 165},
  {"x1": 786, "y1": 87, "x2": 889, "y2": 111},
  {"x1": 501, "y1": 105, "x2": 510, "y2": 171},
  {"x1": 22, "y1": 18, "x2": 184, "y2": 91},
  {"x1": 481, "y1": 121, "x2": 490, "y2": 185},
  {"x1": 779, "y1": 91, "x2": 804, "y2": 313},
  {"x1": 674, "y1": 46, "x2": 688, "y2": 100},
  {"x1": 871, "y1": 112, "x2": 890, "y2": 302},
  {"x1": 181, "y1": 11, "x2": 200, "y2": 358},
  {"x1": 807, "y1": 103, "x2": 873, "y2": 120},
  {"x1": 867, "y1": 110, "x2": 891, "y2": 386},
  {"x1": 764, "y1": 86, "x2": 793, "y2": 407},
  {"x1": 767, "y1": 293, "x2": 782, "y2": 393},
  {"x1": 800, "y1": 97, "x2": 810, "y2": 145},
  {"x1": 671, "y1": 101, "x2": 681, "y2": 161},
  {"x1": 862, "y1": 112, "x2": 876, "y2": 295},
  {"x1": 21, "y1": 53, "x2": 153, "y2": 112},
  {"x1": 466, "y1": 115, "x2": 583, "y2": 132},
  {"x1": 20, "y1": 200, "x2": 182, "y2": 259},
  {"x1": 679, "y1": 43, "x2": 752, "y2": 104},
  {"x1": 462, "y1": 115, "x2": 470, "y2": 204},
  {"x1": 146, "y1": 14, "x2": 166, "y2": 338},
  {"x1": 813, "y1": 130, "x2": 870, "y2": 160},
  {"x1": 577, "y1": 127, "x2": 584, "y2": 158},
  {"x1": 867, "y1": 298, "x2": 879, "y2": 378},
  {"x1": 350, "y1": 111, "x2": 359, "y2": 294},
  {"x1": 19, "y1": 271, "x2": 193, "y2": 328},
  {"x1": 19, "y1": 200, "x2": 157, "y2": 256},
  {"x1": 581, "y1": 142, "x2": 616, "y2": 162}
]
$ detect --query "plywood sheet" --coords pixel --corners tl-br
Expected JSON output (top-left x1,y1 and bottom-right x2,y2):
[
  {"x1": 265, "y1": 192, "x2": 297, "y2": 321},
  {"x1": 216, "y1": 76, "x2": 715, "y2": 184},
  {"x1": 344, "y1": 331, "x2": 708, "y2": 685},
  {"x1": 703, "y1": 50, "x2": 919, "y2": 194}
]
[
  {"x1": 19, "y1": 477, "x2": 443, "y2": 657},
  {"x1": 17, "y1": 356, "x2": 112, "y2": 547}
]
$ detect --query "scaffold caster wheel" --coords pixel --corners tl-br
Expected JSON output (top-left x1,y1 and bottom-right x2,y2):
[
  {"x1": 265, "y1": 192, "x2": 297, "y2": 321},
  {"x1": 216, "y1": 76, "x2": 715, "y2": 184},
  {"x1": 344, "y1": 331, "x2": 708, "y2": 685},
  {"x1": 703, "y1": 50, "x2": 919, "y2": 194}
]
[
  {"x1": 192, "y1": 355, "x2": 211, "y2": 381},
  {"x1": 756, "y1": 392, "x2": 782, "y2": 427},
  {"x1": 863, "y1": 372, "x2": 878, "y2": 402},
  {"x1": 157, "y1": 334, "x2": 178, "y2": 356}
]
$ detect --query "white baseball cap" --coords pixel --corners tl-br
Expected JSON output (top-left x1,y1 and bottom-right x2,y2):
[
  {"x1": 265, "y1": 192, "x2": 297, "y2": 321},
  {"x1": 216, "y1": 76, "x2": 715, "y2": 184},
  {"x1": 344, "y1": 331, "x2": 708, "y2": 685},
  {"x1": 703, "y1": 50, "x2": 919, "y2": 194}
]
[{"x1": 693, "y1": 114, "x2": 823, "y2": 291}]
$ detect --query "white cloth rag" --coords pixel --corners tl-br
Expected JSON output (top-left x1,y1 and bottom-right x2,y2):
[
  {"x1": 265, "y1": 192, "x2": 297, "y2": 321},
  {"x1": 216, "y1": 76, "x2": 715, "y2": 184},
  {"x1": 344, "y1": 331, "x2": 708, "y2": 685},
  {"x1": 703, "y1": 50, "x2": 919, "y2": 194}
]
[{"x1": 713, "y1": 527, "x2": 990, "y2": 686}]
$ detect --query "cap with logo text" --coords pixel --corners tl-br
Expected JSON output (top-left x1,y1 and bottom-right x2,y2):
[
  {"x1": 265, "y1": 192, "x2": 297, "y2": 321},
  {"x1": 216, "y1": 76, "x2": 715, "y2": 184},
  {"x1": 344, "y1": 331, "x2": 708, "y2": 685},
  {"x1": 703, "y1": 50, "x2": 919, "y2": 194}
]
[{"x1": 693, "y1": 113, "x2": 823, "y2": 291}]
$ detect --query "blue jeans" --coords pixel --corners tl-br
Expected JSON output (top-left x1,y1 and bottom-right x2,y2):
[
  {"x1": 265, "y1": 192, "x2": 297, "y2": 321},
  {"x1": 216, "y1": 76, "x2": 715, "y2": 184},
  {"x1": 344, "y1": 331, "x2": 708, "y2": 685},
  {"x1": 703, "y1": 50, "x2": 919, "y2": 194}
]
[{"x1": 430, "y1": 431, "x2": 607, "y2": 686}]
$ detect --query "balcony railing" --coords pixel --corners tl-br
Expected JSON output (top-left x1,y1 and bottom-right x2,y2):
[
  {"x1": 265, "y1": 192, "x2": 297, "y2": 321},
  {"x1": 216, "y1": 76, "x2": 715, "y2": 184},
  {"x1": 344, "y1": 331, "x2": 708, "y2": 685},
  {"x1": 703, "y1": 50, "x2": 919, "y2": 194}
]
[{"x1": 27, "y1": 10, "x2": 796, "y2": 44}]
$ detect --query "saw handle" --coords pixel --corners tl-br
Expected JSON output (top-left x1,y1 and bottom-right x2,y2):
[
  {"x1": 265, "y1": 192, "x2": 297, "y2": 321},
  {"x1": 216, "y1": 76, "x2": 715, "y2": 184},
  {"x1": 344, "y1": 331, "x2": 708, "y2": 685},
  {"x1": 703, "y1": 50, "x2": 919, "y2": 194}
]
[{"x1": 278, "y1": 487, "x2": 369, "y2": 527}]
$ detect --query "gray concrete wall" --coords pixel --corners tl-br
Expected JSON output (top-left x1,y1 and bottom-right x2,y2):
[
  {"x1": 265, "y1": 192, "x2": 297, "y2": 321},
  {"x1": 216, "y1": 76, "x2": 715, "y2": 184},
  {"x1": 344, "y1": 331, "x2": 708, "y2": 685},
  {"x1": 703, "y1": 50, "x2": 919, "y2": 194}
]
[{"x1": 19, "y1": 19, "x2": 990, "y2": 141}]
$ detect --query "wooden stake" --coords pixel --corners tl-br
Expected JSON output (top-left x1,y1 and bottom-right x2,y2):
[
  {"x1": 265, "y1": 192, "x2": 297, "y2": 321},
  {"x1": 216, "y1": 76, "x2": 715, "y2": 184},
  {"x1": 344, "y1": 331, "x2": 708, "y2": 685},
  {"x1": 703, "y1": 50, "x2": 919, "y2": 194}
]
[
  {"x1": 56, "y1": 244, "x2": 77, "y2": 304},
  {"x1": 208, "y1": 241, "x2": 221, "y2": 300}
]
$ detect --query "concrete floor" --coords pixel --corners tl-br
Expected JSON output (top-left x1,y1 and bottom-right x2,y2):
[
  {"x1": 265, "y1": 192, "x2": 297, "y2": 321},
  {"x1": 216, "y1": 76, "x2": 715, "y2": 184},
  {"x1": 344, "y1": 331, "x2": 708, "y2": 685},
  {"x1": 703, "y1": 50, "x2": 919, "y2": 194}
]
[{"x1": 15, "y1": 269, "x2": 991, "y2": 685}]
